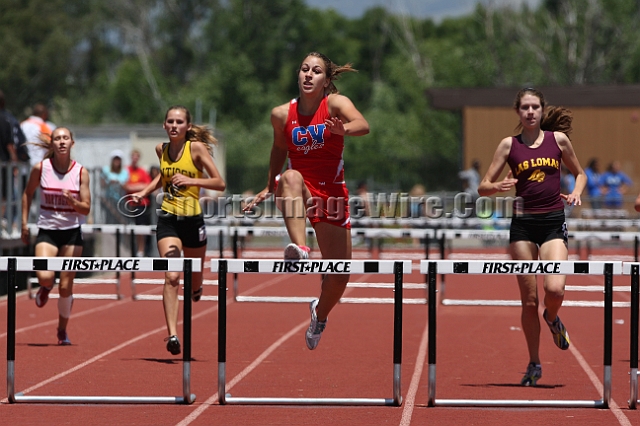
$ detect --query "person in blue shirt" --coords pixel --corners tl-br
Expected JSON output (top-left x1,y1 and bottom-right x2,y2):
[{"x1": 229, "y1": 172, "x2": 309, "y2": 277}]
[
  {"x1": 584, "y1": 158, "x2": 602, "y2": 209},
  {"x1": 101, "y1": 150, "x2": 129, "y2": 210},
  {"x1": 600, "y1": 160, "x2": 632, "y2": 209}
]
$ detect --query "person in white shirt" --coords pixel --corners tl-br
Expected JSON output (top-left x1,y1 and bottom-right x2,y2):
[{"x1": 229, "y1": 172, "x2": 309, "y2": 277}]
[{"x1": 21, "y1": 103, "x2": 56, "y2": 168}]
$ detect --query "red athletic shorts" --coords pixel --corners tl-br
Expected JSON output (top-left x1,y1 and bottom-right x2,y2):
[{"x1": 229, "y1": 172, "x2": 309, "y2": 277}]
[
  {"x1": 303, "y1": 179, "x2": 351, "y2": 229},
  {"x1": 274, "y1": 174, "x2": 351, "y2": 229}
]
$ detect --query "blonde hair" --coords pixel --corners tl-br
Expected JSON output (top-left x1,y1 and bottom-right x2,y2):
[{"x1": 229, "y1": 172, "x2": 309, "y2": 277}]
[
  {"x1": 164, "y1": 105, "x2": 218, "y2": 156},
  {"x1": 301, "y1": 52, "x2": 358, "y2": 95}
]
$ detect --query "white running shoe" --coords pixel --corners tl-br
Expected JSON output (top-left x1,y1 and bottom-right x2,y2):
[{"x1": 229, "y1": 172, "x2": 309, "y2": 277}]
[
  {"x1": 305, "y1": 299, "x2": 327, "y2": 350},
  {"x1": 284, "y1": 243, "x2": 310, "y2": 260}
]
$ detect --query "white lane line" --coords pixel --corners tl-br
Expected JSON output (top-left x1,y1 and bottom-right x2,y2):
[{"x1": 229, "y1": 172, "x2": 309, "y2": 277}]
[
  {"x1": 1, "y1": 274, "x2": 291, "y2": 402},
  {"x1": 176, "y1": 276, "x2": 365, "y2": 425},
  {"x1": 399, "y1": 313, "x2": 429, "y2": 426},
  {"x1": 175, "y1": 320, "x2": 308, "y2": 426},
  {"x1": 0, "y1": 303, "x2": 218, "y2": 403},
  {"x1": 0, "y1": 285, "x2": 165, "y2": 339},
  {"x1": 569, "y1": 344, "x2": 632, "y2": 426}
]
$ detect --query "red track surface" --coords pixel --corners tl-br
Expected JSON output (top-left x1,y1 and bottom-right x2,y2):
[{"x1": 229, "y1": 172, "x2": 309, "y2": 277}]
[{"x1": 1, "y1": 247, "x2": 639, "y2": 425}]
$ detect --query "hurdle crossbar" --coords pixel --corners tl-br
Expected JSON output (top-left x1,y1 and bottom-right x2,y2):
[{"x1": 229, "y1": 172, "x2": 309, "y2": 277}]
[
  {"x1": 228, "y1": 226, "x2": 430, "y2": 304},
  {"x1": 213, "y1": 259, "x2": 410, "y2": 406},
  {"x1": 625, "y1": 262, "x2": 639, "y2": 409},
  {"x1": 3, "y1": 256, "x2": 200, "y2": 404},
  {"x1": 421, "y1": 259, "x2": 620, "y2": 408}
]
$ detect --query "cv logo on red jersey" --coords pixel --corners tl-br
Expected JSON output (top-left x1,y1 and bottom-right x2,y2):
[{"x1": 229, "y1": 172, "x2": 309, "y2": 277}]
[{"x1": 292, "y1": 124, "x2": 326, "y2": 154}]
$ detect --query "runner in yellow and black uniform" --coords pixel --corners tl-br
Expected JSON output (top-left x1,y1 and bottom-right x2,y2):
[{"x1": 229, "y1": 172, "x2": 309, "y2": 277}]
[{"x1": 133, "y1": 105, "x2": 225, "y2": 355}]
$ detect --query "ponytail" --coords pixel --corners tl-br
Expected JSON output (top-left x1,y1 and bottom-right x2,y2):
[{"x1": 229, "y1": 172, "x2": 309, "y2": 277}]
[
  {"x1": 187, "y1": 124, "x2": 217, "y2": 156},
  {"x1": 541, "y1": 106, "x2": 573, "y2": 136},
  {"x1": 302, "y1": 52, "x2": 358, "y2": 95}
]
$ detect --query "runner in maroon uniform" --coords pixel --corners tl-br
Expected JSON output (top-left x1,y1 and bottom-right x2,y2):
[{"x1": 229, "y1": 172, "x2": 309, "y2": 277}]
[
  {"x1": 478, "y1": 88, "x2": 587, "y2": 386},
  {"x1": 245, "y1": 52, "x2": 369, "y2": 350}
]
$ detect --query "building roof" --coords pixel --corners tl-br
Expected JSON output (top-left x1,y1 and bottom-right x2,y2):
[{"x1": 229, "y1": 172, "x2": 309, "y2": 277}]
[{"x1": 427, "y1": 85, "x2": 640, "y2": 110}]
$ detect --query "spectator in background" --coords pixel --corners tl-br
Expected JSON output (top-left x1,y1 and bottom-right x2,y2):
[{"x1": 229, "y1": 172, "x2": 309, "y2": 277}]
[
  {"x1": 635, "y1": 191, "x2": 640, "y2": 213},
  {"x1": 600, "y1": 160, "x2": 633, "y2": 209},
  {"x1": 124, "y1": 149, "x2": 152, "y2": 256},
  {"x1": 101, "y1": 150, "x2": 129, "y2": 210},
  {"x1": 352, "y1": 181, "x2": 372, "y2": 218},
  {"x1": 560, "y1": 165, "x2": 576, "y2": 194},
  {"x1": 0, "y1": 90, "x2": 27, "y2": 163},
  {"x1": 0, "y1": 103, "x2": 15, "y2": 238},
  {"x1": 21, "y1": 103, "x2": 56, "y2": 168},
  {"x1": 561, "y1": 165, "x2": 576, "y2": 218},
  {"x1": 409, "y1": 183, "x2": 426, "y2": 218},
  {"x1": 584, "y1": 158, "x2": 602, "y2": 209},
  {"x1": 458, "y1": 159, "x2": 481, "y2": 199}
]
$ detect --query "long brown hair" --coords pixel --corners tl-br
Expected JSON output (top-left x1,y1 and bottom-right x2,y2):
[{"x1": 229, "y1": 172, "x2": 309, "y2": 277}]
[
  {"x1": 301, "y1": 52, "x2": 357, "y2": 95},
  {"x1": 513, "y1": 88, "x2": 573, "y2": 136},
  {"x1": 164, "y1": 105, "x2": 217, "y2": 156}
]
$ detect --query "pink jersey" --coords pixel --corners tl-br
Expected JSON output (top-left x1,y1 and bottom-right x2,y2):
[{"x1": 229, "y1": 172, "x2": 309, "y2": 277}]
[
  {"x1": 38, "y1": 158, "x2": 86, "y2": 230},
  {"x1": 285, "y1": 96, "x2": 345, "y2": 183}
]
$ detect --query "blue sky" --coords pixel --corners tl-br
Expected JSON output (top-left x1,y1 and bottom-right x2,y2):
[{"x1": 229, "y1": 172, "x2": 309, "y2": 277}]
[{"x1": 304, "y1": 0, "x2": 541, "y2": 21}]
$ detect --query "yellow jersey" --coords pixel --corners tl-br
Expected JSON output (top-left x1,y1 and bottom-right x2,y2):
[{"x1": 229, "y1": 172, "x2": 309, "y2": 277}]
[{"x1": 160, "y1": 140, "x2": 202, "y2": 216}]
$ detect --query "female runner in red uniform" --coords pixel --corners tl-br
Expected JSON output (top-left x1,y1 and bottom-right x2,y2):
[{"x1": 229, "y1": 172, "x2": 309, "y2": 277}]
[
  {"x1": 245, "y1": 52, "x2": 369, "y2": 350},
  {"x1": 478, "y1": 88, "x2": 587, "y2": 386}
]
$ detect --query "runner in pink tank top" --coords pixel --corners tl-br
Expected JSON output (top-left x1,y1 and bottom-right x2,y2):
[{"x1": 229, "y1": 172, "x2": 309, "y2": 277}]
[
  {"x1": 21, "y1": 127, "x2": 91, "y2": 346},
  {"x1": 245, "y1": 52, "x2": 370, "y2": 350},
  {"x1": 478, "y1": 88, "x2": 587, "y2": 386}
]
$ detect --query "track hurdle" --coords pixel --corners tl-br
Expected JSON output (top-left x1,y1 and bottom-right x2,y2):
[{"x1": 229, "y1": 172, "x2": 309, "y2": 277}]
[
  {"x1": 25, "y1": 224, "x2": 130, "y2": 300},
  {"x1": 3, "y1": 256, "x2": 200, "y2": 404},
  {"x1": 229, "y1": 226, "x2": 316, "y2": 301},
  {"x1": 228, "y1": 226, "x2": 429, "y2": 304},
  {"x1": 421, "y1": 259, "x2": 621, "y2": 408},
  {"x1": 129, "y1": 225, "x2": 230, "y2": 301},
  {"x1": 212, "y1": 258, "x2": 412, "y2": 406},
  {"x1": 626, "y1": 262, "x2": 639, "y2": 409}
]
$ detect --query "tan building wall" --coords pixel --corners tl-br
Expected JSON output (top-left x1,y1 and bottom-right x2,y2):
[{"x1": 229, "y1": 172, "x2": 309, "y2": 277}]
[{"x1": 463, "y1": 106, "x2": 640, "y2": 209}]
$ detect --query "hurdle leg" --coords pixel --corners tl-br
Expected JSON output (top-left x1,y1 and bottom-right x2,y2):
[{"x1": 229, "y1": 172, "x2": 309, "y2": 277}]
[
  {"x1": 218, "y1": 260, "x2": 228, "y2": 404},
  {"x1": 392, "y1": 262, "x2": 403, "y2": 406},
  {"x1": 6, "y1": 258, "x2": 17, "y2": 403},
  {"x1": 427, "y1": 262, "x2": 437, "y2": 406},
  {"x1": 603, "y1": 263, "x2": 613, "y2": 408},
  {"x1": 182, "y1": 259, "x2": 196, "y2": 404},
  {"x1": 630, "y1": 264, "x2": 639, "y2": 409}
]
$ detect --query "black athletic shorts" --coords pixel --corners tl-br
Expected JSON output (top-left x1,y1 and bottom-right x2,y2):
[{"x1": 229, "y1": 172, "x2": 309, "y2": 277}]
[
  {"x1": 36, "y1": 227, "x2": 84, "y2": 248},
  {"x1": 156, "y1": 213, "x2": 207, "y2": 248},
  {"x1": 509, "y1": 210, "x2": 568, "y2": 246}
]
